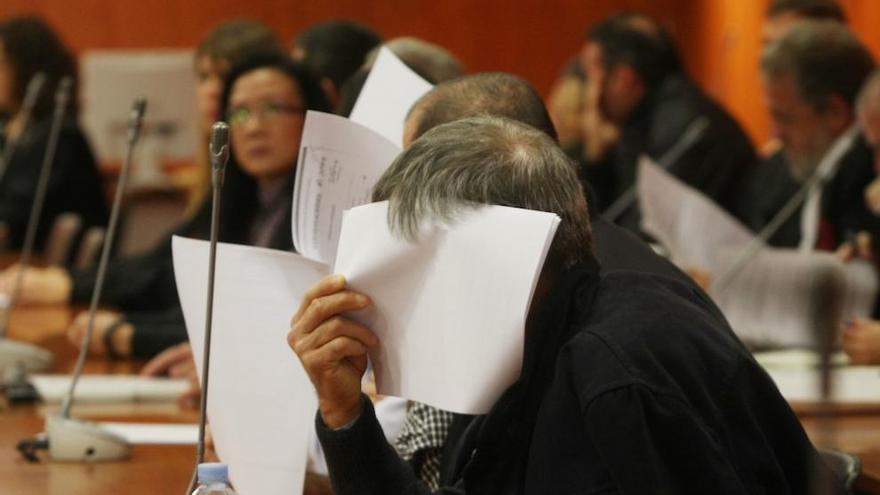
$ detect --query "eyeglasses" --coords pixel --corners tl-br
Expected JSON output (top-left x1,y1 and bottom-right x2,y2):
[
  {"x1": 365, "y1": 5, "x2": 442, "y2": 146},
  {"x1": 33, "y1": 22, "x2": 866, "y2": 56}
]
[{"x1": 226, "y1": 101, "x2": 304, "y2": 127}]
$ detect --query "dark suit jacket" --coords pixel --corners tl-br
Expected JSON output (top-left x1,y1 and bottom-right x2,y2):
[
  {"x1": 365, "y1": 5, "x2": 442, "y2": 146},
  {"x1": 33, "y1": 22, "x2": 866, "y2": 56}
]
[
  {"x1": 0, "y1": 119, "x2": 108, "y2": 251},
  {"x1": 581, "y1": 74, "x2": 757, "y2": 233},
  {"x1": 69, "y1": 177, "x2": 296, "y2": 358},
  {"x1": 744, "y1": 136, "x2": 877, "y2": 249},
  {"x1": 317, "y1": 261, "x2": 832, "y2": 494}
]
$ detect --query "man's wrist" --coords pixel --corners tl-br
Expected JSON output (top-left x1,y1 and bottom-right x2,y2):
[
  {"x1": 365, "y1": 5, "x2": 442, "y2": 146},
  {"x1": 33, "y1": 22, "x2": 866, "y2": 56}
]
[{"x1": 319, "y1": 395, "x2": 365, "y2": 429}]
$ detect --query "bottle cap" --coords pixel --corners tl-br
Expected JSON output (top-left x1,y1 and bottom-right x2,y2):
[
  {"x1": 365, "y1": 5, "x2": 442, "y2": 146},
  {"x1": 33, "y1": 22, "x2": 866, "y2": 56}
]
[{"x1": 197, "y1": 462, "x2": 229, "y2": 485}]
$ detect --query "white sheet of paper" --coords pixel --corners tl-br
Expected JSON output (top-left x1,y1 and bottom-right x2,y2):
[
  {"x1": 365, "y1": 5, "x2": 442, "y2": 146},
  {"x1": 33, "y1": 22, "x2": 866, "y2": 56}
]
[
  {"x1": 753, "y1": 349, "x2": 849, "y2": 369},
  {"x1": 712, "y1": 249, "x2": 878, "y2": 347},
  {"x1": 333, "y1": 202, "x2": 559, "y2": 414},
  {"x1": 99, "y1": 422, "x2": 198, "y2": 444},
  {"x1": 637, "y1": 158, "x2": 878, "y2": 347},
  {"x1": 764, "y1": 366, "x2": 880, "y2": 404},
  {"x1": 30, "y1": 375, "x2": 189, "y2": 403},
  {"x1": 292, "y1": 111, "x2": 401, "y2": 264},
  {"x1": 637, "y1": 156, "x2": 753, "y2": 269},
  {"x1": 173, "y1": 237, "x2": 328, "y2": 495},
  {"x1": 349, "y1": 47, "x2": 433, "y2": 147}
]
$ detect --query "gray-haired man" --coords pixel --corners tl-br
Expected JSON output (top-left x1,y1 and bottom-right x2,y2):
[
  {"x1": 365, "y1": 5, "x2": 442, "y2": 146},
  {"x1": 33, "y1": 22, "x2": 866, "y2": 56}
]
[{"x1": 288, "y1": 116, "x2": 833, "y2": 494}]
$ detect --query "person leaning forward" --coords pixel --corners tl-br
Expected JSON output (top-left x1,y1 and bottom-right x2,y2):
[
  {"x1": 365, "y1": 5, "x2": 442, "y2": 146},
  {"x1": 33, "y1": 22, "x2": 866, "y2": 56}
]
[{"x1": 288, "y1": 116, "x2": 838, "y2": 494}]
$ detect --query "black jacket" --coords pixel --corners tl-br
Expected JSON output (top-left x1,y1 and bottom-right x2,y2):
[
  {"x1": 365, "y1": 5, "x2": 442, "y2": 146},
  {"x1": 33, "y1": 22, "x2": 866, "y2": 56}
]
[
  {"x1": 581, "y1": 74, "x2": 757, "y2": 233},
  {"x1": 317, "y1": 261, "x2": 832, "y2": 494},
  {"x1": 0, "y1": 119, "x2": 108, "y2": 251},
  {"x1": 69, "y1": 178, "x2": 296, "y2": 358},
  {"x1": 744, "y1": 136, "x2": 877, "y2": 249}
]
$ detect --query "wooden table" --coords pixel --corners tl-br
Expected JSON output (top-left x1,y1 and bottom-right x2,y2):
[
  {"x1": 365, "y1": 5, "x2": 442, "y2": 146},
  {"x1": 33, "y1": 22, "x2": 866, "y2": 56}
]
[
  {"x1": 1, "y1": 304, "x2": 198, "y2": 495},
  {"x1": 4, "y1": 302, "x2": 880, "y2": 493}
]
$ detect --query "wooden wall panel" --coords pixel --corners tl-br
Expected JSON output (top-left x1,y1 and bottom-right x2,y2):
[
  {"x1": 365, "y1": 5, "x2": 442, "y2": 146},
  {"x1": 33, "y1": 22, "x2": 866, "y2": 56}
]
[
  {"x1": 0, "y1": 0, "x2": 680, "y2": 96},
  {"x1": 2, "y1": 0, "x2": 878, "y2": 145}
]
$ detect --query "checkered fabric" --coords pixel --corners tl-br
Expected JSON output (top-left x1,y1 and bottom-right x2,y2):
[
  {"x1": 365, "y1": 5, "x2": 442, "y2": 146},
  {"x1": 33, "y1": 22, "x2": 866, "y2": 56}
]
[{"x1": 394, "y1": 401, "x2": 456, "y2": 490}]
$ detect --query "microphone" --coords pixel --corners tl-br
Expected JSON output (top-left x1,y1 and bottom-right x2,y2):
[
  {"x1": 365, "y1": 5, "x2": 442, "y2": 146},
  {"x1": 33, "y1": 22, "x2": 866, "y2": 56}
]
[
  {"x1": 0, "y1": 72, "x2": 47, "y2": 184},
  {"x1": 710, "y1": 130, "x2": 857, "y2": 293},
  {"x1": 0, "y1": 77, "x2": 72, "y2": 381},
  {"x1": 16, "y1": 97, "x2": 147, "y2": 464},
  {"x1": 603, "y1": 116, "x2": 710, "y2": 223},
  {"x1": 186, "y1": 121, "x2": 230, "y2": 494}
]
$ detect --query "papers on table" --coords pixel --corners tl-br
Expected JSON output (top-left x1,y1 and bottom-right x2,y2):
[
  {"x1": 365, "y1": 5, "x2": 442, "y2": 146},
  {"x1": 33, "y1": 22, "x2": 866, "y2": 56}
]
[
  {"x1": 173, "y1": 236, "x2": 327, "y2": 495},
  {"x1": 333, "y1": 202, "x2": 560, "y2": 414},
  {"x1": 753, "y1": 349, "x2": 849, "y2": 369},
  {"x1": 756, "y1": 349, "x2": 880, "y2": 405},
  {"x1": 637, "y1": 156, "x2": 753, "y2": 270},
  {"x1": 637, "y1": 158, "x2": 878, "y2": 347},
  {"x1": 292, "y1": 111, "x2": 402, "y2": 264},
  {"x1": 764, "y1": 366, "x2": 880, "y2": 404},
  {"x1": 349, "y1": 47, "x2": 433, "y2": 147},
  {"x1": 30, "y1": 375, "x2": 189, "y2": 403},
  {"x1": 99, "y1": 422, "x2": 198, "y2": 444}
]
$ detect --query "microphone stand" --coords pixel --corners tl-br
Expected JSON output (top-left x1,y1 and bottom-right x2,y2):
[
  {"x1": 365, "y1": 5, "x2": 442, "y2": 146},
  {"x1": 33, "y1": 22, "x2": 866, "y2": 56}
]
[
  {"x1": 15, "y1": 98, "x2": 147, "y2": 463},
  {"x1": 710, "y1": 130, "x2": 858, "y2": 294},
  {"x1": 0, "y1": 73, "x2": 47, "y2": 184},
  {"x1": 0, "y1": 76, "x2": 66, "y2": 384},
  {"x1": 185, "y1": 122, "x2": 229, "y2": 494},
  {"x1": 603, "y1": 116, "x2": 709, "y2": 223}
]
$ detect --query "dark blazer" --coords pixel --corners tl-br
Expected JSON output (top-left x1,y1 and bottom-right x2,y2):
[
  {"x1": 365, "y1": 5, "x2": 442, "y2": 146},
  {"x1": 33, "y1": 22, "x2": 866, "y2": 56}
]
[
  {"x1": 317, "y1": 261, "x2": 832, "y2": 494},
  {"x1": 0, "y1": 119, "x2": 108, "y2": 250},
  {"x1": 69, "y1": 177, "x2": 296, "y2": 358},
  {"x1": 581, "y1": 74, "x2": 757, "y2": 233},
  {"x1": 744, "y1": 136, "x2": 877, "y2": 249}
]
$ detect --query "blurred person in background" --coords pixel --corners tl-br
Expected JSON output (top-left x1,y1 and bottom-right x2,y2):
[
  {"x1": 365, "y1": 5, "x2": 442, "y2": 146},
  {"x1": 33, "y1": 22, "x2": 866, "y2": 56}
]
[
  {"x1": 0, "y1": 15, "x2": 107, "y2": 251},
  {"x1": 579, "y1": 12, "x2": 756, "y2": 233},
  {"x1": 290, "y1": 19, "x2": 382, "y2": 110}
]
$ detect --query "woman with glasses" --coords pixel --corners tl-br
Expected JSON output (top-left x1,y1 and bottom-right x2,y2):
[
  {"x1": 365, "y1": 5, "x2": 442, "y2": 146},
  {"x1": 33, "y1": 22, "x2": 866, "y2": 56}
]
[{"x1": 2, "y1": 53, "x2": 329, "y2": 360}]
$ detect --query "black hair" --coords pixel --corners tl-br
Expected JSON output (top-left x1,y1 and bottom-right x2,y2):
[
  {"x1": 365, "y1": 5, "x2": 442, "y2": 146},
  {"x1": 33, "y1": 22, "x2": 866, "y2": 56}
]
[
  {"x1": 586, "y1": 12, "x2": 681, "y2": 89},
  {"x1": 0, "y1": 16, "x2": 78, "y2": 121},
  {"x1": 198, "y1": 52, "x2": 330, "y2": 245},
  {"x1": 767, "y1": 0, "x2": 846, "y2": 22},
  {"x1": 293, "y1": 20, "x2": 382, "y2": 88},
  {"x1": 196, "y1": 19, "x2": 282, "y2": 68}
]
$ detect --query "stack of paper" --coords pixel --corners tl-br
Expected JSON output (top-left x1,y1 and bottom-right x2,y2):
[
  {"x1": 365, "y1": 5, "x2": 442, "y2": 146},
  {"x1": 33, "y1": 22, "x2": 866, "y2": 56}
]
[
  {"x1": 291, "y1": 111, "x2": 401, "y2": 264},
  {"x1": 334, "y1": 202, "x2": 560, "y2": 414},
  {"x1": 174, "y1": 238, "x2": 326, "y2": 495},
  {"x1": 637, "y1": 158, "x2": 878, "y2": 347},
  {"x1": 30, "y1": 374, "x2": 189, "y2": 403},
  {"x1": 349, "y1": 47, "x2": 433, "y2": 147}
]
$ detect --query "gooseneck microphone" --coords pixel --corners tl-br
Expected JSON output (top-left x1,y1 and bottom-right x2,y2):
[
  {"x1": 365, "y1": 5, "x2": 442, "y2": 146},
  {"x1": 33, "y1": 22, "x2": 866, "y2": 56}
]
[
  {"x1": 710, "y1": 130, "x2": 857, "y2": 293},
  {"x1": 0, "y1": 72, "x2": 47, "y2": 184},
  {"x1": 0, "y1": 76, "x2": 68, "y2": 340},
  {"x1": 603, "y1": 116, "x2": 710, "y2": 223},
  {"x1": 59, "y1": 97, "x2": 147, "y2": 419},
  {"x1": 0, "y1": 77, "x2": 71, "y2": 382},
  {"x1": 14, "y1": 98, "x2": 147, "y2": 464},
  {"x1": 186, "y1": 121, "x2": 230, "y2": 494}
]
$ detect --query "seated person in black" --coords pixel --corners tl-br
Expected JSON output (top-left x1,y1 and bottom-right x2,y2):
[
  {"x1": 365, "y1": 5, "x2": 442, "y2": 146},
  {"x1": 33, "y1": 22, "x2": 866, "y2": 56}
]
[
  {"x1": 388, "y1": 72, "x2": 729, "y2": 489},
  {"x1": 744, "y1": 20, "x2": 876, "y2": 250},
  {"x1": 289, "y1": 116, "x2": 836, "y2": 494},
  {"x1": 0, "y1": 16, "x2": 107, "y2": 251},
  {"x1": 578, "y1": 12, "x2": 757, "y2": 233}
]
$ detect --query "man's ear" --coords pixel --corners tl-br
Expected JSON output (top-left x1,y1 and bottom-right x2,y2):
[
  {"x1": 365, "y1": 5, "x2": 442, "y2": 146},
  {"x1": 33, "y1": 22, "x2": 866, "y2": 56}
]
[
  {"x1": 823, "y1": 93, "x2": 855, "y2": 136},
  {"x1": 320, "y1": 77, "x2": 340, "y2": 108}
]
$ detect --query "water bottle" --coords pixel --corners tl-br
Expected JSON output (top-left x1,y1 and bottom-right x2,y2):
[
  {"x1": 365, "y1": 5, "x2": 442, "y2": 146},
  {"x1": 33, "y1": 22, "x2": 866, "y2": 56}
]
[{"x1": 191, "y1": 462, "x2": 237, "y2": 495}]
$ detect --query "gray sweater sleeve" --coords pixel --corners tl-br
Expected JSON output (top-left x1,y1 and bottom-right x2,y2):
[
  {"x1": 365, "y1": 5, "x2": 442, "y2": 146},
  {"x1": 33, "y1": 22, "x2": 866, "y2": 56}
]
[{"x1": 315, "y1": 396, "x2": 466, "y2": 495}]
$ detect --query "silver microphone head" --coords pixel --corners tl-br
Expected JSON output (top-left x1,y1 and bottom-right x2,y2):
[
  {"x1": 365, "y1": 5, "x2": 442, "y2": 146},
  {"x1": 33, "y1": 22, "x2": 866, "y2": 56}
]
[
  {"x1": 53, "y1": 77, "x2": 73, "y2": 109},
  {"x1": 21, "y1": 73, "x2": 47, "y2": 114},
  {"x1": 127, "y1": 97, "x2": 148, "y2": 144},
  {"x1": 210, "y1": 121, "x2": 230, "y2": 171}
]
